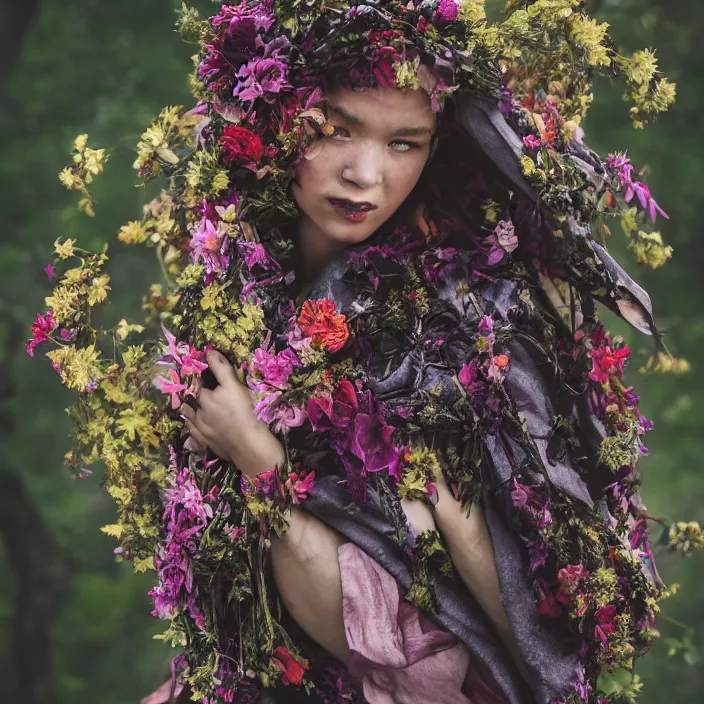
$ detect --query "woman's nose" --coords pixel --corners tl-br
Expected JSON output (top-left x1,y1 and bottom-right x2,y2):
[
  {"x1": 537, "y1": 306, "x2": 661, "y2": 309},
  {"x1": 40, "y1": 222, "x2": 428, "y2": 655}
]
[{"x1": 341, "y1": 146, "x2": 384, "y2": 189}]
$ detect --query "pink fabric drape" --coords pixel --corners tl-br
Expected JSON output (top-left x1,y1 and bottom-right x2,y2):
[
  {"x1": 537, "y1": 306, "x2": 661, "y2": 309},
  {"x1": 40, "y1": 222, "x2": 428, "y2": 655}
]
[{"x1": 339, "y1": 542, "x2": 505, "y2": 704}]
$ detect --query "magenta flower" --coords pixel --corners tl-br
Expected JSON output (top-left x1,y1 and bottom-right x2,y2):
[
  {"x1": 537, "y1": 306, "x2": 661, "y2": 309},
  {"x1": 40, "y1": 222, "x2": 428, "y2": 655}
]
[
  {"x1": 624, "y1": 181, "x2": 669, "y2": 222},
  {"x1": 307, "y1": 380, "x2": 359, "y2": 433},
  {"x1": 154, "y1": 369, "x2": 189, "y2": 409},
  {"x1": 434, "y1": 0, "x2": 460, "y2": 23},
  {"x1": 558, "y1": 564, "x2": 590, "y2": 594},
  {"x1": 237, "y1": 240, "x2": 281, "y2": 272},
  {"x1": 45, "y1": 264, "x2": 55, "y2": 280},
  {"x1": 511, "y1": 478, "x2": 533, "y2": 508},
  {"x1": 607, "y1": 152, "x2": 634, "y2": 186},
  {"x1": 351, "y1": 391, "x2": 402, "y2": 480},
  {"x1": 523, "y1": 134, "x2": 542, "y2": 150},
  {"x1": 588, "y1": 343, "x2": 630, "y2": 385},
  {"x1": 150, "y1": 462, "x2": 214, "y2": 630},
  {"x1": 26, "y1": 311, "x2": 57, "y2": 357},
  {"x1": 458, "y1": 361, "x2": 477, "y2": 387},
  {"x1": 234, "y1": 57, "x2": 289, "y2": 102}
]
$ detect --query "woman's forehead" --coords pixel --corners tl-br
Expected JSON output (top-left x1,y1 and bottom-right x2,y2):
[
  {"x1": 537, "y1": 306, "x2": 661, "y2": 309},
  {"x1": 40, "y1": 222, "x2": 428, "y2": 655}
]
[{"x1": 325, "y1": 86, "x2": 436, "y2": 133}]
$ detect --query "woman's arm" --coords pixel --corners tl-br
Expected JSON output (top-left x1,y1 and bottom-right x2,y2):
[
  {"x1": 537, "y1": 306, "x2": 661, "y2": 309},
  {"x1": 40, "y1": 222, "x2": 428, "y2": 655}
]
[
  {"x1": 270, "y1": 507, "x2": 351, "y2": 665},
  {"x1": 431, "y1": 477, "x2": 532, "y2": 682}
]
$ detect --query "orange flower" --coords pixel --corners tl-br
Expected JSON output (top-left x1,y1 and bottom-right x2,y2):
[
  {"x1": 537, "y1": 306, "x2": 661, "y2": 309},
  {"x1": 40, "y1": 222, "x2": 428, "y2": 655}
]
[
  {"x1": 297, "y1": 298, "x2": 349, "y2": 353},
  {"x1": 494, "y1": 354, "x2": 510, "y2": 368}
]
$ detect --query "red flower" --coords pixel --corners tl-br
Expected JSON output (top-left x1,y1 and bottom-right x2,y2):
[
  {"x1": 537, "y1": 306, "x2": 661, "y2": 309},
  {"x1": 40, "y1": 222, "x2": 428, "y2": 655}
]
[
  {"x1": 220, "y1": 125, "x2": 264, "y2": 166},
  {"x1": 271, "y1": 646, "x2": 307, "y2": 686},
  {"x1": 588, "y1": 344, "x2": 630, "y2": 384},
  {"x1": 298, "y1": 299, "x2": 349, "y2": 353}
]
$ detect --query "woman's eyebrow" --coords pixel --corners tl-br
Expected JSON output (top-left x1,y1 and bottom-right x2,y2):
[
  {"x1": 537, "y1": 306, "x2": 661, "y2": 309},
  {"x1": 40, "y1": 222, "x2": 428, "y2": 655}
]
[{"x1": 327, "y1": 104, "x2": 434, "y2": 137}]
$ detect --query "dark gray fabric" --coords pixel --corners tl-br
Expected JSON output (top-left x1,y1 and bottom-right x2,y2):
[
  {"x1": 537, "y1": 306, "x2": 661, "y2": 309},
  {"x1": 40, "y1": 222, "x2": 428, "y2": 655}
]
[{"x1": 303, "y1": 252, "x2": 591, "y2": 703}]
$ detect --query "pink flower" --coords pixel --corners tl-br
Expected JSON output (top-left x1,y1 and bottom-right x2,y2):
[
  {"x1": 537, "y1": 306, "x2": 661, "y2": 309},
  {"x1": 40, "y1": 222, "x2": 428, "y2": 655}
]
[
  {"x1": 160, "y1": 325, "x2": 208, "y2": 378},
  {"x1": 486, "y1": 220, "x2": 518, "y2": 266},
  {"x1": 189, "y1": 218, "x2": 230, "y2": 275},
  {"x1": 523, "y1": 134, "x2": 542, "y2": 150},
  {"x1": 537, "y1": 590, "x2": 562, "y2": 618},
  {"x1": 478, "y1": 315, "x2": 494, "y2": 333},
  {"x1": 287, "y1": 469, "x2": 315, "y2": 503},
  {"x1": 458, "y1": 361, "x2": 478, "y2": 388},
  {"x1": 511, "y1": 478, "x2": 533, "y2": 508},
  {"x1": 237, "y1": 240, "x2": 280, "y2": 272},
  {"x1": 558, "y1": 564, "x2": 590, "y2": 594},
  {"x1": 248, "y1": 347, "x2": 298, "y2": 391},
  {"x1": 154, "y1": 369, "x2": 189, "y2": 409},
  {"x1": 45, "y1": 264, "x2": 55, "y2": 280},
  {"x1": 224, "y1": 525, "x2": 245, "y2": 541}
]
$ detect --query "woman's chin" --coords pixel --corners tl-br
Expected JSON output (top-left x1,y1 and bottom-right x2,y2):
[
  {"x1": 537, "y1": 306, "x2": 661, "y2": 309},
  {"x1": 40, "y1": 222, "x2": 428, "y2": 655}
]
[{"x1": 320, "y1": 215, "x2": 381, "y2": 246}]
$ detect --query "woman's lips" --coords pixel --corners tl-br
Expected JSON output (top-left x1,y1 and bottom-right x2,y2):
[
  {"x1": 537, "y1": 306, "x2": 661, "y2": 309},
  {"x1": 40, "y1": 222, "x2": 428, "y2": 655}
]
[{"x1": 328, "y1": 198, "x2": 377, "y2": 222}]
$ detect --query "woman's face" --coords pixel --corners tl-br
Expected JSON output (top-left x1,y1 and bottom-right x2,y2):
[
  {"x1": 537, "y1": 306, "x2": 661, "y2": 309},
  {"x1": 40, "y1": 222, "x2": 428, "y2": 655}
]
[{"x1": 292, "y1": 86, "x2": 436, "y2": 261}]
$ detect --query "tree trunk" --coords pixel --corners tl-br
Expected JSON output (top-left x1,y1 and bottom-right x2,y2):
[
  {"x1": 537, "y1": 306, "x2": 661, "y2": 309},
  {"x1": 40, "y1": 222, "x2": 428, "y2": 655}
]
[{"x1": 0, "y1": 470, "x2": 69, "y2": 704}]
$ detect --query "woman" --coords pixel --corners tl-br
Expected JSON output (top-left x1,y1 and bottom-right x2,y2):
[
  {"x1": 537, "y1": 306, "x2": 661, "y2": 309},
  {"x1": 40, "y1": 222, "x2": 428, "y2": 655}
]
[
  {"x1": 36, "y1": 2, "x2": 677, "y2": 704},
  {"x1": 180, "y1": 82, "x2": 535, "y2": 703}
]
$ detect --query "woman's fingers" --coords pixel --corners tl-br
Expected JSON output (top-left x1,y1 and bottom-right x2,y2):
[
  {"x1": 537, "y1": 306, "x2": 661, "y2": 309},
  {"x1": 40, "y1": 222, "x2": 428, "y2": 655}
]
[
  {"x1": 180, "y1": 403, "x2": 196, "y2": 421},
  {"x1": 207, "y1": 350, "x2": 238, "y2": 388},
  {"x1": 184, "y1": 435, "x2": 207, "y2": 455},
  {"x1": 185, "y1": 419, "x2": 209, "y2": 451}
]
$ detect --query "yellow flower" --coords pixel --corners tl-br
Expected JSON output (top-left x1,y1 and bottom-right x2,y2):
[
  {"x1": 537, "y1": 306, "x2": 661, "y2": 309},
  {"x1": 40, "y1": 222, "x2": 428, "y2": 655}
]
[
  {"x1": 211, "y1": 170, "x2": 230, "y2": 195},
  {"x1": 78, "y1": 197, "x2": 95, "y2": 217},
  {"x1": 73, "y1": 133, "x2": 89, "y2": 152},
  {"x1": 639, "y1": 352, "x2": 691, "y2": 375},
  {"x1": 628, "y1": 230, "x2": 673, "y2": 269},
  {"x1": 58, "y1": 167, "x2": 82, "y2": 190},
  {"x1": 115, "y1": 319, "x2": 145, "y2": 341},
  {"x1": 118, "y1": 221, "x2": 149, "y2": 245},
  {"x1": 45, "y1": 288, "x2": 78, "y2": 324},
  {"x1": 82, "y1": 147, "x2": 108, "y2": 181},
  {"x1": 54, "y1": 238, "x2": 76, "y2": 260},
  {"x1": 48, "y1": 344, "x2": 102, "y2": 391},
  {"x1": 481, "y1": 199, "x2": 499, "y2": 223},
  {"x1": 668, "y1": 522, "x2": 704, "y2": 554},
  {"x1": 620, "y1": 49, "x2": 659, "y2": 86},
  {"x1": 87, "y1": 274, "x2": 111, "y2": 306},
  {"x1": 121, "y1": 345, "x2": 147, "y2": 373},
  {"x1": 459, "y1": 0, "x2": 486, "y2": 25},
  {"x1": 619, "y1": 207, "x2": 638, "y2": 236},
  {"x1": 569, "y1": 14, "x2": 611, "y2": 67},
  {"x1": 394, "y1": 58, "x2": 421, "y2": 90}
]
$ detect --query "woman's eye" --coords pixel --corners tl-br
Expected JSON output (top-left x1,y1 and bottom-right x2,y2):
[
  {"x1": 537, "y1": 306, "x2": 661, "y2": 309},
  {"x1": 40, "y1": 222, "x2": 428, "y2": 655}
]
[
  {"x1": 390, "y1": 140, "x2": 419, "y2": 152},
  {"x1": 328, "y1": 128, "x2": 420, "y2": 152}
]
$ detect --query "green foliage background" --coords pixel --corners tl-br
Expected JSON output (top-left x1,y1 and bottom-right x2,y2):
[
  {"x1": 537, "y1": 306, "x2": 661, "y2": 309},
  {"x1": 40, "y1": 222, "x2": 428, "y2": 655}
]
[{"x1": 0, "y1": 1, "x2": 701, "y2": 702}]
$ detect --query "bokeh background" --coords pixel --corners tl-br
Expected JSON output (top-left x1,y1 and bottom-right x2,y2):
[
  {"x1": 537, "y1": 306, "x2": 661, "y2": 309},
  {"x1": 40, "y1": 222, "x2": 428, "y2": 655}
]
[{"x1": 0, "y1": 1, "x2": 702, "y2": 702}]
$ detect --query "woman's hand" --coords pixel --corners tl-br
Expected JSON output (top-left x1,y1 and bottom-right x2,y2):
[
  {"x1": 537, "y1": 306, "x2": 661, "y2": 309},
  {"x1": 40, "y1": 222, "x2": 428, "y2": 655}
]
[{"x1": 179, "y1": 350, "x2": 285, "y2": 477}]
